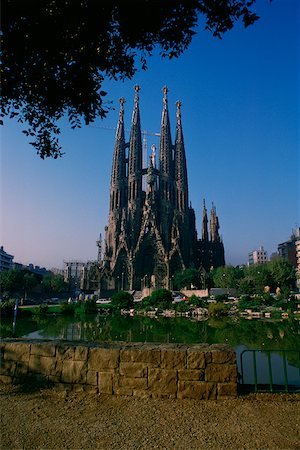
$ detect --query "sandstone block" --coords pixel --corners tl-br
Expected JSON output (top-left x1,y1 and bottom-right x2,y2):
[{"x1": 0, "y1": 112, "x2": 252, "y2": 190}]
[
  {"x1": 133, "y1": 389, "x2": 151, "y2": 399},
  {"x1": 28, "y1": 355, "x2": 56, "y2": 375},
  {"x1": 178, "y1": 381, "x2": 217, "y2": 400},
  {"x1": 30, "y1": 343, "x2": 56, "y2": 357},
  {"x1": 0, "y1": 375, "x2": 13, "y2": 384},
  {"x1": 86, "y1": 370, "x2": 98, "y2": 386},
  {"x1": 74, "y1": 346, "x2": 89, "y2": 361},
  {"x1": 119, "y1": 362, "x2": 147, "y2": 378},
  {"x1": 61, "y1": 360, "x2": 87, "y2": 384},
  {"x1": 56, "y1": 345, "x2": 75, "y2": 361},
  {"x1": 88, "y1": 348, "x2": 119, "y2": 370},
  {"x1": 148, "y1": 369, "x2": 177, "y2": 395},
  {"x1": 187, "y1": 350, "x2": 210, "y2": 369},
  {"x1": 178, "y1": 369, "x2": 204, "y2": 381},
  {"x1": 15, "y1": 361, "x2": 28, "y2": 376},
  {"x1": 3, "y1": 343, "x2": 30, "y2": 361},
  {"x1": 98, "y1": 371, "x2": 113, "y2": 394},
  {"x1": 120, "y1": 347, "x2": 160, "y2": 366},
  {"x1": 205, "y1": 364, "x2": 237, "y2": 383},
  {"x1": 217, "y1": 382, "x2": 237, "y2": 398},
  {"x1": 118, "y1": 376, "x2": 147, "y2": 390},
  {"x1": 211, "y1": 350, "x2": 236, "y2": 364},
  {"x1": 0, "y1": 360, "x2": 16, "y2": 376},
  {"x1": 114, "y1": 387, "x2": 133, "y2": 396},
  {"x1": 161, "y1": 349, "x2": 186, "y2": 369}
]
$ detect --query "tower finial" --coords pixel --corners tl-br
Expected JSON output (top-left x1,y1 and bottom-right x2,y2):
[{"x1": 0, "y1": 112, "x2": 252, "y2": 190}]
[
  {"x1": 162, "y1": 86, "x2": 168, "y2": 105},
  {"x1": 134, "y1": 85, "x2": 140, "y2": 105},
  {"x1": 119, "y1": 97, "x2": 126, "y2": 107}
]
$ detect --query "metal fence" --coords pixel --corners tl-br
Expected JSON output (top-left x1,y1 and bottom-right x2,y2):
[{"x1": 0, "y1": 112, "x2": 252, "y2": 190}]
[{"x1": 238, "y1": 349, "x2": 300, "y2": 394}]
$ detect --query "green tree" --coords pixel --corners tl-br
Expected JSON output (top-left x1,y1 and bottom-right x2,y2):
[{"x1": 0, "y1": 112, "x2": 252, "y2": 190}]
[
  {"x1": 111, "y1": 291, "x2": 134, "y2": 310},
  {"x1": 208, "y1": 302, "x2": 229, "y2": 317},
  {"x1": 267, "y1": 259, "x2": 296, "y2": 290},
  {"x1": 0, "y1": 269, "x2": 24, "y2": 296},
  {"x1": 150, "y1": 289, "x2": 173, "y2": 310},
  {"x1": 174, "y1": 268, "x2": 201, "y2": 290},
  {"x1": 211, "y1": 265, "x2": 243, "y2": 289},
  {"x1": 42, "y1": 273, "x2": 68, "y2": 294},
  {"x1": 239, "y1": 264, "x2": 272, "y2": 294},
  {"x1": 1, "y1": 0, "x2": 261, "y2": 158},
  {"x1": 23, "y1": 273, "x2": 39, "y2": 299}
]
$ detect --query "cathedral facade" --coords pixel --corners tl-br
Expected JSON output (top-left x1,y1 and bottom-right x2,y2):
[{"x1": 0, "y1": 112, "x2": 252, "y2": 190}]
[{"x1": 100, "y1": 86, "x2": 224, "y2": 293}]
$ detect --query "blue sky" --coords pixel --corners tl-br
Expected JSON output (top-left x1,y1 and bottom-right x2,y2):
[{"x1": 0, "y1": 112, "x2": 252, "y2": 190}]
[{"x1": 1, "y1": 0, "x2": 299, "y2": 270}]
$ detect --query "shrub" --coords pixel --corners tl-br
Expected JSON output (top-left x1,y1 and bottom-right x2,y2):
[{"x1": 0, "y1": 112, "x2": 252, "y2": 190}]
[
  {"x1": 150, "y1": 289, "x2": 173, "y2": 310},
  {"x1": 32, "y1": 304, "x2": 49, "y2": 315},
  {"x1": 0, "y1": 299, "x2": 15, "y2": 317},
  {"x1": 75, "y1": 299, "x2": 98, "y2": 315},
  {"x1": 208, "y1": 302, "x2": 229, "y2": 317},
  {"x1": 60, "y1": 302, "x2": 76, "y2": 315},
  {"x1": 111, "y1": 291, "x2": 134, "y2": 310}
]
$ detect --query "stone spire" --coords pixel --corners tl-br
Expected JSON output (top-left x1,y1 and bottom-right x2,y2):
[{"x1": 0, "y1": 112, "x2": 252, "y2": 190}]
[
  {"x1": 159, "y1": 86, "x2": 173, "y2": 204},
  {"x1": 128, "y1": 85, "x2": 143, "y2": 205},
  {"x1": 174, "y1": 100, "x2": 188, "y2": 211},
  {"x1": 202, "y1": 199, "x2": 209, "y2": 241},
  {"x1": 109, "y1": 97, "x2": 126, "y2": 212},
  {"x1": 210, "y1": 203, "x2": 220, "y2": 242}
]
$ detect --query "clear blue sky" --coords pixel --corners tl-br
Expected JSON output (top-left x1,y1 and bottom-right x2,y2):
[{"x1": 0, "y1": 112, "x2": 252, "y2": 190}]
[{"x1": 1, "y1": 0, "x2": 299, "y2": 270}]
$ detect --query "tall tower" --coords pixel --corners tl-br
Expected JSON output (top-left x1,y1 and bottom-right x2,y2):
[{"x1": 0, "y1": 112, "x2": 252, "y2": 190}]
[
  {"x1": 100, "y1": 86, "x2": 225, "y2": 294},
  {"x1": 158, "y1": 86, "x2": 174, "y2": 251}
]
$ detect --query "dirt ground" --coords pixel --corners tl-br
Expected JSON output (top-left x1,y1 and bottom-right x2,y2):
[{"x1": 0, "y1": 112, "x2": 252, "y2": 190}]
[{"x1": 1, "y1": 384, "x2": 300, "y2": 450}]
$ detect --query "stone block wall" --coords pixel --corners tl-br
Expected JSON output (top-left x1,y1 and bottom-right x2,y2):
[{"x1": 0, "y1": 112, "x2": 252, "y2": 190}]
[{"x1": 0, "y1": 340, "x2": 237, "y2": 399}]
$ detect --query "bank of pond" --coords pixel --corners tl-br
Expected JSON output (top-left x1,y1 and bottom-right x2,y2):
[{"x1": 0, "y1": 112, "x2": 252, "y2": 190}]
[{"x1": 1, "y1": 298, "x2": 300, "y2": 390}]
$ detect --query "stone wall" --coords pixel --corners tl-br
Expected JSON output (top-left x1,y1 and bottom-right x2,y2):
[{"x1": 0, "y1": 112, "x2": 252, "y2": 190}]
[{"x1": 0, "y1": 340, "x2": 237, "y2": 399}]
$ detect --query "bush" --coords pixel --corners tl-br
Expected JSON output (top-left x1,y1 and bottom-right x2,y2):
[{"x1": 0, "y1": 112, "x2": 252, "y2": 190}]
[
  {"x1": 150, "y1": 289, "x2": 173, "y2": 310},
  {"x1": 111, "y1": 291, "x2": 134, "y2": 310},
  {"x1": 174, "y1": 301, "x2": 190, "y2": 313},
  {"x1": 208, "y1": 302, "x2": 229, "y2": 317},
  {"x1": 75, "y1": 299, "x2": 98, "y2": 315},
  {"x1": 32, "y1": 304, "x2": 49, "y2": 315},
  {"x1": 0, "y1": 299, "x2": 15, "y2": 317},
  {"x1": 60, "y1": 302, "x2": 76, "y2": 315}
]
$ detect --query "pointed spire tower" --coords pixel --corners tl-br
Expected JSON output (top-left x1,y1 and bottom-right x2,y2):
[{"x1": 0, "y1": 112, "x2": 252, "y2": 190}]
[
  {"x1": 202, "y1": 199, "x2": 209, "y2": 241},
  {"x1": 174, "y1": 100, "x2": 188, "y2": 212},
  {"x1": 109, "y1": 97, "x2": 126, "y2": 213},
  {"x1": 159, "y1": 86, "x2": 174, "y2": 205},
  {"x1": 210, "y1": 203, "x2": 220, "y2": 242},
  {"x1": 128, "y1": 85, "x2": 143, "y2": 208}
]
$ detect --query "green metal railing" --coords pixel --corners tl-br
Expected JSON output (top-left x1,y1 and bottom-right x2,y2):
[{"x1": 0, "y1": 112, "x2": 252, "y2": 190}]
[{"x1": 239, "y1": 349, "x2": 300, "y2": 393}]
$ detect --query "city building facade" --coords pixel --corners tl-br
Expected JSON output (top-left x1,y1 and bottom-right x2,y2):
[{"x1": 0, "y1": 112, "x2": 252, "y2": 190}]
[
  {"x1": 0, "y1": 246, "x2": 14, "y2": 272},
  {"x1": 277, "y1": 231, "x2": 298, "y2": 267},
  {"x1": 98, "y1": 86, "x2": 225, "y2": 293},
  {"x1": 63, "y1": 260, "x2": 96, "y2": 292},
  {"x1": 248, "y1": 246, "x2": 268, "y2": 266}
]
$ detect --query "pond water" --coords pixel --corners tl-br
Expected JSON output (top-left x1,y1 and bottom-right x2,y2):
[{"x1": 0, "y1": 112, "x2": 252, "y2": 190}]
[{"x1": 1, "y1": 312, "x2": 300, "y2": 389}]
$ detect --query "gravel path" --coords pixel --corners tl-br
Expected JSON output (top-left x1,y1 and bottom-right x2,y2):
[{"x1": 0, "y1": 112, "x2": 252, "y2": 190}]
[{"x1": 1, "y1": 385, "x2": 300, "y2": 450}]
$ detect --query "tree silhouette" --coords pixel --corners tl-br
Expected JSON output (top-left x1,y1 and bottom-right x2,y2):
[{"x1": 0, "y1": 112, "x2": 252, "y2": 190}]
[{"x1": 1, "y1": 0, "x2": 261, "y2": 158}]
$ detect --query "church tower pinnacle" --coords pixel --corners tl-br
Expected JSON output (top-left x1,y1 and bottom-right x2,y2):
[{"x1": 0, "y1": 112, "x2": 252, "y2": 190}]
[
  {"x1": 128, "y1": 85, "x2": 143, "y2": 206},
  {"x1": 100, "y1": 86, "x2": 225, "y2": 294},
  {"x1": 109, "y1": 97, "x2": 126, "y2": 213},
  {"x1": 202, "y1": 199, "x2": 209, "y2": 241},
  {"x1": 159, "y1": 86, "x2": 173, "y2": 204},
  {"x1": 174, "y1": 100, "x2": 188, "y2": 212},
  {"x1": 210, "y1": 202, "x2": 220, "y2": 242}
]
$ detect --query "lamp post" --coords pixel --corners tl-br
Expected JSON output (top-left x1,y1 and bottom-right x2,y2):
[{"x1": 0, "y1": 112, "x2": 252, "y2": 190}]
[{"x1": 121, "y1": 272, "x2": 124, "y2": 291}]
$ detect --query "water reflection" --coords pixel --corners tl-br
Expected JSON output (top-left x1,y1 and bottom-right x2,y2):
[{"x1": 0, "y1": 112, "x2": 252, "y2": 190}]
[{"x1": 2, "y1": 312, "x2": 299, "y2": 387}]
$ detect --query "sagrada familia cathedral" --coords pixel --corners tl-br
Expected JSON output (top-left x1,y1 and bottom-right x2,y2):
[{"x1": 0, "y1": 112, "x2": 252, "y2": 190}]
[{"x1": 96, "y1": 85, "x2": 225, "y2": 293}]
